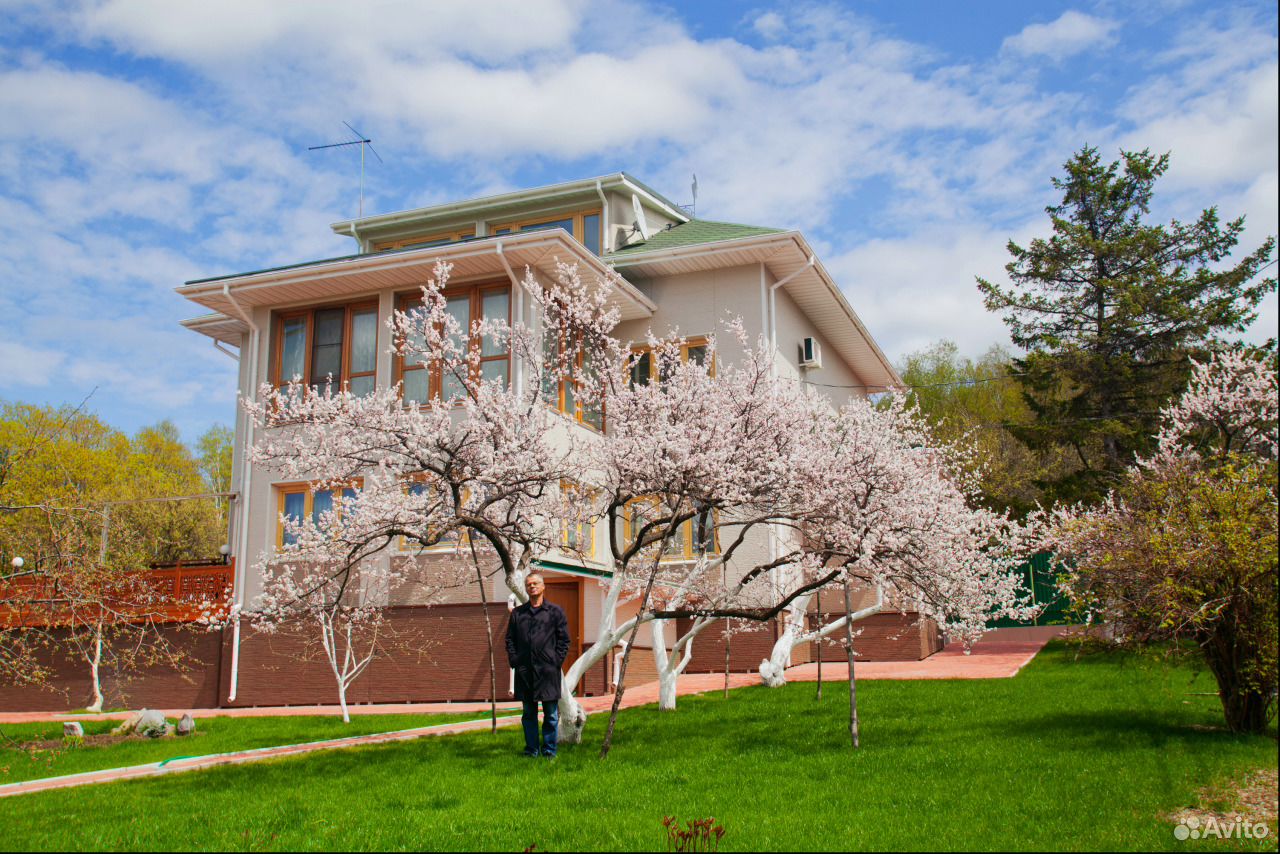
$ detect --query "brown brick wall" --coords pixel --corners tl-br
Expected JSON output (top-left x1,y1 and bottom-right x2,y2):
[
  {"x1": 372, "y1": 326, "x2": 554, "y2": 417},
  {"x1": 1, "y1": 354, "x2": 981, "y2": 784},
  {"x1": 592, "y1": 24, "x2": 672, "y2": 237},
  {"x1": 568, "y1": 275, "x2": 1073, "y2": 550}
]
[
  {"x1": 0, "y1": 623, "x2": 223, "y2": 713},
  {"x1": 674, "y1": 618, "x2": 780, "y2": 674},
  {"x1": 0, "y1": 604, "x2": 617, "y2": 713},
  {"x1": 808, "y1": 612, "x2": 943, "y2": 662}
]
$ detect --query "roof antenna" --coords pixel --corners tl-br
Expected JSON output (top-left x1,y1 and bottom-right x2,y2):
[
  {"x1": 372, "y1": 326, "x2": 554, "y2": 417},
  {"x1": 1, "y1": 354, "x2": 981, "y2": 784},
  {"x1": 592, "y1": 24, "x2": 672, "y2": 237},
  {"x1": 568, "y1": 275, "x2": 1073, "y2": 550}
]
[
  {"x1": 309, "y1": 122, "x2": 384, "y2": 219},
  {"x1": 691, "y1": 173, "x2": 698, "y2": 218}
]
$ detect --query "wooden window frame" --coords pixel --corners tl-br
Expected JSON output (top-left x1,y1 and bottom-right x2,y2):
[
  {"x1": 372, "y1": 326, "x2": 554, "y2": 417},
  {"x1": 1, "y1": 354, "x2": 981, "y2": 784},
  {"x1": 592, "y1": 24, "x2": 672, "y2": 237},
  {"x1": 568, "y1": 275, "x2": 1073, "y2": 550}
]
[
  {"x1": 622, "y1": 496, "x2": 720, "y2": 562},
  {"x1": 398, "y1": 475, "x2": 470, "y2": 552},
  {"x1": 394, "y1": 280, "x2": 512, "y2": 405},
  {"x1": 491, "y1": 207, "x2": 601, "y2": 253},
  {"x1": 275, "y1": 479, "x2": 363, "y2": 550},
  {"x1": 628, "y1": 336, "x2": 714, "y2": 387},
  {"x1": 372, "y1": 228, "x2": 475, "y2": 252},
  {"x1": 559, "y1": 480, "x2": 599, "y2": 560},
  {"x1": 544, "y1": 328, "x2": 605, "y2": 431},
  {"x1": 271, "y1": 300, "x2": 380, "y2": 393}
]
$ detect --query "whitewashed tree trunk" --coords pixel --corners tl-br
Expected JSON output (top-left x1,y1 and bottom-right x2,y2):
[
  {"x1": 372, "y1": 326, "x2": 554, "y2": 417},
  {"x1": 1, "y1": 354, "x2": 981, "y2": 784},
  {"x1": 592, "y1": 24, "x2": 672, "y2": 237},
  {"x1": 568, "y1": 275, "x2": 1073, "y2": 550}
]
[
  {"x1": 318, "y1": 612, "x2": 375, "y2": 725},
  {"x1": 86, "y1": 621, "x2": 105, "y2": 714},
  {"x1": 759, "y1": 590, "x2": 883, "y2": 688},
  {"x1": 556, "y1": 574, "x2": 643, "y2": 744},
  {"x1": 654, "y1": 616, "x2": 714, "y2": 711}
]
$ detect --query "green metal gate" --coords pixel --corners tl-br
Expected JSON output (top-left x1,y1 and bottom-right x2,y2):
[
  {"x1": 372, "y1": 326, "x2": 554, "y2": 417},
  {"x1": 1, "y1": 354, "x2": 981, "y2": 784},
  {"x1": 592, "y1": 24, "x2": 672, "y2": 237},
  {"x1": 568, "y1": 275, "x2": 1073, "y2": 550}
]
[{"x1": 986, "y1": 552, "x2": 1071, "y2": 628}]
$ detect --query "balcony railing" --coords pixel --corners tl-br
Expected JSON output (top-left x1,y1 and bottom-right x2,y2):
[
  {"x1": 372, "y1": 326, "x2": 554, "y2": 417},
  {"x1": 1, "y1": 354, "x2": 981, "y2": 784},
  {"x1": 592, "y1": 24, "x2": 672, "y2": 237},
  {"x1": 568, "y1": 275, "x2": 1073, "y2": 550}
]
[{"x1": 0, "y1": 559, "x2": 234, "y2": 628}]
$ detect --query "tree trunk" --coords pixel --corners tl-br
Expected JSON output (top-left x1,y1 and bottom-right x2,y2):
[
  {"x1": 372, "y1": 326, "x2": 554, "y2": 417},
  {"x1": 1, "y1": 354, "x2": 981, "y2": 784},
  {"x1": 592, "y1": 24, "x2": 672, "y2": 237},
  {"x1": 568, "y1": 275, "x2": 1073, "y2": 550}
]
[
  {"x1": 815, "y1": 615, "x2": 823, "y2": 703},
  {"x1": 652, "y1": 620, "x2": 679, "y2": 712},
  {"x1": 1205, "y1": 642, "x2": 1274, "y2": 734},
  {"x1": 759, "y1": 599, "x2": 808, "y2": 687},
  {"x1": 844, "y1": 579, "x2": 859, "y2": 749},
  {"x1": 600, "y1": 563, "x2": 661, "y2": 759},
  {"x1": 470, "y1": 542, "x2": 498, "y2": 734},
  {"x1": 86, "y1": 623, "x2": 104, "y2": 714},
  {"x1": 723, "y1": 619, "x2": 732, "y2": 699}
]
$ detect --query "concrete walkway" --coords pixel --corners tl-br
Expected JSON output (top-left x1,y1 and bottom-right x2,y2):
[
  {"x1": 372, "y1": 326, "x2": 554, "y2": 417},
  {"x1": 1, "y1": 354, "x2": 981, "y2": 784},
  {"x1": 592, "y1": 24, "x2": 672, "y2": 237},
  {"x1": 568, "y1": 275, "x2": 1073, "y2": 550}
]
[{"x1": 0, "y1": 636, "x2": 1054, "y2": 799}]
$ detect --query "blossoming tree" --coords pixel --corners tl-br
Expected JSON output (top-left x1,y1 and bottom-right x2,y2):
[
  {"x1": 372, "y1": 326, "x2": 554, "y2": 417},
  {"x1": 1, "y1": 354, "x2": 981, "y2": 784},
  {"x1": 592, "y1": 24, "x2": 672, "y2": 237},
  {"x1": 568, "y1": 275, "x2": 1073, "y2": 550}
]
[
  {"x1": 243, "y1": 258, "x2": 1036, "y2": 747},
  {"x1": 1045, "y1": 350, "x2": 1278, "y2": 733}
]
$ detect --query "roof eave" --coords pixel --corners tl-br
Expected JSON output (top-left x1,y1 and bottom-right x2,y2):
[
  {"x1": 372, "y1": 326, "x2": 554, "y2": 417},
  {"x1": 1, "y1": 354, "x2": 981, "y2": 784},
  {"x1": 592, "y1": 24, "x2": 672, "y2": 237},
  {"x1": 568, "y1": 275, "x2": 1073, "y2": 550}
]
[{"x1": 330, "y1": 173, "x2": 690, "y2": 237}]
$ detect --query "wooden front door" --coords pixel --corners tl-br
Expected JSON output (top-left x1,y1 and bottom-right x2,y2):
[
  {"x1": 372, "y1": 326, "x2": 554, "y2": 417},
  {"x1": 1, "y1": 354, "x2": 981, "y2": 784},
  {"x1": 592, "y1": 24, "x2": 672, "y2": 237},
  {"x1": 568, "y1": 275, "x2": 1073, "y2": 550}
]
[{"x1": 543, "y1": 579, "x2": 583, "y2": 673}]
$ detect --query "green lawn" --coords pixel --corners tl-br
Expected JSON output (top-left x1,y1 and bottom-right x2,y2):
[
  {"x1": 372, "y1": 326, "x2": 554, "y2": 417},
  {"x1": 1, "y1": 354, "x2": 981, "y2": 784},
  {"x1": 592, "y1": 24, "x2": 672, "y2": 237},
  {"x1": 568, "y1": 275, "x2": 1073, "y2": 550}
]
[
  {"x1": 1, "y1": 643, "x2": 1275, "y2": 851},
  {"x1": 0, "y1": 711, "x2": 494, "y2": 785}
]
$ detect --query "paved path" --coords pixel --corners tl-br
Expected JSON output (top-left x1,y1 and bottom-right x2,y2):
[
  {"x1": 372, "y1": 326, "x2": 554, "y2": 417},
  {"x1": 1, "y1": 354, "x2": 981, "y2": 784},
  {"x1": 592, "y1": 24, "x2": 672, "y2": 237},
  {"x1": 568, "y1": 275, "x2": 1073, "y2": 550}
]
[{"x1": 0, "y1": 637, "x2": 1052, "y2": 799}]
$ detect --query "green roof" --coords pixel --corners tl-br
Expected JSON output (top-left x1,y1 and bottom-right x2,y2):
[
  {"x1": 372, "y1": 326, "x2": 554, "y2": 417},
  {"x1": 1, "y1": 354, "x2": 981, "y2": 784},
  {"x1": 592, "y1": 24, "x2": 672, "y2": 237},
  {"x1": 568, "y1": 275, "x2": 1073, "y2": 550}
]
[{"x1": 605, "y1": 219, "x2": 784, "y2": 258}]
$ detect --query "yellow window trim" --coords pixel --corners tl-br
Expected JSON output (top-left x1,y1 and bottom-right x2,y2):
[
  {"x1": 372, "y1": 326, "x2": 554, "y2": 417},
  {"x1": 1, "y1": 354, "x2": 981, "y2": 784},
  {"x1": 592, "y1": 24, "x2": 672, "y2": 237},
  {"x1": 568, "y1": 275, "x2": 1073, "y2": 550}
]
[
  {"x1": 398, "y1": 476, "x2": 471, "y2": 552},
  {"x1": 275, "y1": 480, "x2": 363, "y2": 549},
  {"x1": 491, "y1": 207, "x2": 601, "y2": 250},
  {"x1": 373, "y1": 228, "x2": 475, "y2": 252},
  {"x1": 622, "y1": 496, "x2": 720, "y2": 561}
]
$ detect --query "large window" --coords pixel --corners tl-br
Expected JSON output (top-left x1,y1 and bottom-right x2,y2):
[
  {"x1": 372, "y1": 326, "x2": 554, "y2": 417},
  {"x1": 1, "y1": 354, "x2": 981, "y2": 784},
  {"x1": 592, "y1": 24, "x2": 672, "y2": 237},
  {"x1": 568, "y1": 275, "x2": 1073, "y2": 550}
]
[
  {"x1": 274, "y1": 301, "x2": 379, "y2": 395},
  {"x1": 396, "y1": 283, "x2": 511, "y2": 405},
  {"x1": 492, "y1": 208, "x2": 602, "y2": 255},
  {"x1": 543, "y1": 328, "x2": 604, "y2": 430},
  {"x1": 277, "y1": 481, "x2": 361, "y2": 548}
]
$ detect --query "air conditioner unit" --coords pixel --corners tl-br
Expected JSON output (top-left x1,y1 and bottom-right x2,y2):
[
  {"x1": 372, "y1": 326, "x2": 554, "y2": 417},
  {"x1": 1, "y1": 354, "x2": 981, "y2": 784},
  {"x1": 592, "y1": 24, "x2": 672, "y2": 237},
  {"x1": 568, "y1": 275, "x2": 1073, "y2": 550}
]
[{"x1": 799, "y1": 337, "x2": 822, "y2": 369}]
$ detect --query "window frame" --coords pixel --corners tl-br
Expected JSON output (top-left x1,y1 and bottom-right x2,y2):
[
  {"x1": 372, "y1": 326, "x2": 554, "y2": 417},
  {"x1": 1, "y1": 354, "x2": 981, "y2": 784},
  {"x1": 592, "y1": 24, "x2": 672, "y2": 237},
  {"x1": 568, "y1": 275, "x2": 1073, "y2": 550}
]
[
  {"x1": 275, "y1": 480, "x2": 363, "y2": 550},
  {"x1": 491, "y1": 207, "x2": 602, "y2": 254},
  {"x1": 559, "y1": 480, "x2": 599, "y2": 560},
  {"x1": 372, "y1": 228, "x2": 475, "y2": 252},
  {"x1": 628, "y1": 336, "x2": 714, "y2": 388},
  {"x1": 622, "y1": 496, "x2": 721, "y2": 562},
  {"x1": 271, "y1": 299, "x2": 380, "y2": 394},
  {"x1": 544, "y1": 327, "x2": 605, "y2": 431},
  {"x1": 398, "y1": 475, "x2": 470, "y2": 552},
  {"x1": 393, "y1": 280, "x2": 512, "y2": 405}
]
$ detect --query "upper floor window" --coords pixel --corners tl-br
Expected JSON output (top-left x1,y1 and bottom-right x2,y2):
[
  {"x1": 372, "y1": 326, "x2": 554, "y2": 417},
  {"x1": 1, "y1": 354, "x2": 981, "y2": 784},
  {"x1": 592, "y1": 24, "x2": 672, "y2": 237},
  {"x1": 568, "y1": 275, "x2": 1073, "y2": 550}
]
[
  {"x1": 492, "y1": 208, "x2": 601, "y2": 255},
  {"x1": 622, "y1": 496, "x2": 719, "y2": 562},
  {"x1": 399, "y1": 477, "x2": 469, "y2": 551},
  {"x1": 560, "y1": 480, "x2": 599, "y2": 560},
  {"x1": 543, "y1": 329, "x2": 604, "y2": 430},
  {"x1": 629, "y1": 337, "x2": 712, "y2": 388},
  {"x1": 372, "y1": 228, "x2": 475, "y2": 252},
  {"x1": 396, "y1": 283, "x2": 510, "y2": 405},
  {"x1": 274, "y1": 301, "x2": 379, "y2": 395},
  {"x1": 277, "y1": 481, "x2": 361, "y2": 548}
]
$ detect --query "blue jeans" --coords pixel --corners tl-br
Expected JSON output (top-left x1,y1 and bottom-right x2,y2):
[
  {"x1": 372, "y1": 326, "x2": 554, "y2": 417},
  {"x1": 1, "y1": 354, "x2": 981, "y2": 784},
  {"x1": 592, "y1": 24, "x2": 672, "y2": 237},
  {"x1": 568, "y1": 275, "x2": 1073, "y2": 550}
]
[{"x1": 521, "y1": 700, "x2": 559, "y2": 756}]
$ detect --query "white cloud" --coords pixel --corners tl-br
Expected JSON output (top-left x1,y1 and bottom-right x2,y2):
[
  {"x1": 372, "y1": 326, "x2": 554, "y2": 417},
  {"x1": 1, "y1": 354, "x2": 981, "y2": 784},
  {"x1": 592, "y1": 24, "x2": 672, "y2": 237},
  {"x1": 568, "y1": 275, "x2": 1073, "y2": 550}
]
[
  {"x1": 0, "y1": 341, "x2": 66, "y2": 387},
  {"x1": 1002, "y1": 11, "x2": 1120, "y2": 61}
]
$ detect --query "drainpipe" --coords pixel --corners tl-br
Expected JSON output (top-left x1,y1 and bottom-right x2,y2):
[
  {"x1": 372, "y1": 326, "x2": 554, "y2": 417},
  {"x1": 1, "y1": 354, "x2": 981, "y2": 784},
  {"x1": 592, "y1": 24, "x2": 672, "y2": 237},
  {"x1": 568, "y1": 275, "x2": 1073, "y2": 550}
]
[
  {"x1": 595, "y1": 180, "x2": 610, "y2": 253},
  {"x1": 222, "y1": 282, "x2": 260, "y2": 703},
  {"x1": 767, "y1": 254, "x2": 816, "y2": 370},
  {"x1": 495, "y1": 242, "x2": 524, "y2": 396},
  {"x1": 212, "y1": 339, "x2": 239, "y2": 361},
  {"x1": 763, "y1": 255, "x2": 813, "y2": 663}
]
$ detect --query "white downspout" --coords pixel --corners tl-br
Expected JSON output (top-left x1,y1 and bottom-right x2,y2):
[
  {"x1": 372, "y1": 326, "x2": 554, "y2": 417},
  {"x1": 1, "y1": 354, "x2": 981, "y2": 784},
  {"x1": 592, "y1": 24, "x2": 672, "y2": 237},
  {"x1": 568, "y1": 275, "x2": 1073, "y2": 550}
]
[
  {"x1": 213, "y1": 339, "x2": 239, "y2": 361},
  {"x1": 763, "y1": 255, "x2": 813, "y2": 664},
  {"x1": 222, "y1": 282, "x2": 260, "y2": 703},
  {"x1": 595, "y1": 180, "x2": 610, "y2": 253}
]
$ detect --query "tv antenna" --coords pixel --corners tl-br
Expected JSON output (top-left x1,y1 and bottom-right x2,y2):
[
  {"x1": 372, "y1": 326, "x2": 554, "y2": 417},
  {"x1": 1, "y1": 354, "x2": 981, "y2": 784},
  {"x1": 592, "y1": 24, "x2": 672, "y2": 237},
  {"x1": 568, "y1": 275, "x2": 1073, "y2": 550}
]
[{"x1": 309, "y1": 121, "x2": 383, "y2": 218}]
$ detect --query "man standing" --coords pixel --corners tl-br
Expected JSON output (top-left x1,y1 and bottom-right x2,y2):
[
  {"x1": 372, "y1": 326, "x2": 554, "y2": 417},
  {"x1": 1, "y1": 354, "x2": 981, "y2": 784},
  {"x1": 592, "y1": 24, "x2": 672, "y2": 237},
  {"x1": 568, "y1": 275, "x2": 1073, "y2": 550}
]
[{"x1": 505, "y1": 571, "x2": 570, "y2": 757}]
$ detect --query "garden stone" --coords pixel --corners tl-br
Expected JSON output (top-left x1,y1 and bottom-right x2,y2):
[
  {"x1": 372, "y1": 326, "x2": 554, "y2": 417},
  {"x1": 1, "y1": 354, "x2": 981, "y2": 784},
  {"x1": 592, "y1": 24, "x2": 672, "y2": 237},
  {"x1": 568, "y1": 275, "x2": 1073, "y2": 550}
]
[
  {"x1": 110, "y1": 710, "x2": 144, "y2": 736},
  {"x1": 176, "y1": 714, "x2": 196, "y2": 736},
  {"x1": 135, "y1": 709, "x2": 170, "y2": 738},
  {"x1": 62, "y1": 721, "x2": 84, "y2": 739}
]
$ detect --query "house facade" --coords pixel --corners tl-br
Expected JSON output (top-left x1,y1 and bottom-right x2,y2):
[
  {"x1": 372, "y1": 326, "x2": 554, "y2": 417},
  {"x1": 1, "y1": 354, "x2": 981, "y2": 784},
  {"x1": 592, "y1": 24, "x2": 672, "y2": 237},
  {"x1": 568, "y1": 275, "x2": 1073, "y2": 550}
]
[{"x1": 169, "y1": 173, "x2": 942, "y2": 708}]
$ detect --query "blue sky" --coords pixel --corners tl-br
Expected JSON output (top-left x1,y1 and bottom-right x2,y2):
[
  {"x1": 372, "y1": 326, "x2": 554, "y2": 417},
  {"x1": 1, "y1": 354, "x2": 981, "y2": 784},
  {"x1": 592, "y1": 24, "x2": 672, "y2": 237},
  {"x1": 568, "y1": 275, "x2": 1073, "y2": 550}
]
[{"x1": 1, "y1": 0, "x2": 1276, "y2": 441}]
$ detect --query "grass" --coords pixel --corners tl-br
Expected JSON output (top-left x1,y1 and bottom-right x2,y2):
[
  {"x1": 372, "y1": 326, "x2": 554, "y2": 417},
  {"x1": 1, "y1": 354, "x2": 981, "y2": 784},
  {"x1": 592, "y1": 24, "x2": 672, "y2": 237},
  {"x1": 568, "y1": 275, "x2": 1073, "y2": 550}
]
[
  {"x1": 0, "y1": 642, "x2": 1275, "y2": 851},
  {"x1": 0, "y1": 711, "x2": 493, "y2": 785}
]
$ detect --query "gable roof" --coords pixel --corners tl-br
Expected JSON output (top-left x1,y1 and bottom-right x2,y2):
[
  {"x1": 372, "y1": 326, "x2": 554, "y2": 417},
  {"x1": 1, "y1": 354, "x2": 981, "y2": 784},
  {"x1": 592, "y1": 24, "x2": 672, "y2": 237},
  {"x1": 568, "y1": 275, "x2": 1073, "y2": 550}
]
[{"x1": 604, "y1": 219, "x2": 784, "y2": 258}]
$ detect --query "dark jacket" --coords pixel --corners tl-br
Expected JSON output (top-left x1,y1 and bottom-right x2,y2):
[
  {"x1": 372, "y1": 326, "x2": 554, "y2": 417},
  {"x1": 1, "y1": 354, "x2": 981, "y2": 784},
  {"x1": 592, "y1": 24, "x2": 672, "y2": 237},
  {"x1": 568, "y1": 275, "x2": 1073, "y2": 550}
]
[{"x1": 505, "y1": 600, "x2": 570, "y2": 702}]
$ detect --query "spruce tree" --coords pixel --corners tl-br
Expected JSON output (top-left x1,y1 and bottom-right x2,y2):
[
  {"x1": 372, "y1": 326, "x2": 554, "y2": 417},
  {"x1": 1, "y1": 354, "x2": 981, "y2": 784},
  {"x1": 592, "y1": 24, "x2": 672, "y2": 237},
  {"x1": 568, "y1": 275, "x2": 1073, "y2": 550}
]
[{"x1": 977, "y1": 146, "x2": 1275, "y2": 504}]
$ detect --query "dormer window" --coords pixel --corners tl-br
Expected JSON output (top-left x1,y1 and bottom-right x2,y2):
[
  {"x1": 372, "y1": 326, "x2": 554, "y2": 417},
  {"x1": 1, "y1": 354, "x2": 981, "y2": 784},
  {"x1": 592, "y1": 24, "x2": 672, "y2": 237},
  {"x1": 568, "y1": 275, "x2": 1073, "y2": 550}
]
[{"x1": 491, "y1": 208, "x2": 601, "y2": 255}]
